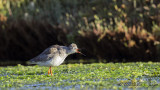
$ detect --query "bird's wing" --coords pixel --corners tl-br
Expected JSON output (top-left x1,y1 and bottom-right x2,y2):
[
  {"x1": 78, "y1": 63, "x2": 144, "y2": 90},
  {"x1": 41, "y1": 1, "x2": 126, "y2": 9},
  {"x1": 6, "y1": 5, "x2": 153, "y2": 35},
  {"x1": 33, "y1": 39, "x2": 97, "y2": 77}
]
[
  {"x1": 43, "y1": 45, "x2": 68, "y2": 55},
  {"x1": 28, "y1": 45, "x2": 60, "y2": 63},
  {"x1": 41, "y1": 45, "x2": 60, "y2": 55},
  {"x1": 28, "y1": 45, "x2": 68, "y2": 64},
  {"x1": 28, "y1": 54, "x2": 56, "y2": 64}
]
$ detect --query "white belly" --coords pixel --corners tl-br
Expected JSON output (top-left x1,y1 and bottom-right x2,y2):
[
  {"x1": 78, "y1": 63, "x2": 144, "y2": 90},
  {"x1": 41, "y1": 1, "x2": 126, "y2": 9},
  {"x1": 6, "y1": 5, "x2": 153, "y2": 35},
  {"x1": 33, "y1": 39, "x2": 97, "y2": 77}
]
[
  {"x1": 37, "y1": 56, "x2": 66, "y2": 67},
  {"x1": 50, "y1": 56, "x2": 66, "y2": 66}
]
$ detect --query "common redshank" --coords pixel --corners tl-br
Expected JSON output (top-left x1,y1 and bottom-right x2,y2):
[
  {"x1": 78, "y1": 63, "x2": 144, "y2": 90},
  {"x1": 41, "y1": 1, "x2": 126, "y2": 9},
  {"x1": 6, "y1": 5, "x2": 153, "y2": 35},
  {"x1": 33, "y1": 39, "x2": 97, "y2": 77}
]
[{"x1": 27, "y1": 43, "x2": 84, "y2": 76}]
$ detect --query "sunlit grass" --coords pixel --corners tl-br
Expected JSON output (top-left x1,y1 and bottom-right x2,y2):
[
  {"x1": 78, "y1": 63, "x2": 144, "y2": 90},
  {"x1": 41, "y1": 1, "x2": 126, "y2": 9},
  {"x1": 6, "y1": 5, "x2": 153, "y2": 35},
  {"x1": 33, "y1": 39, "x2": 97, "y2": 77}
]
[{"x1": 0, "y1": 62, "x2": 160, "y2": 89}]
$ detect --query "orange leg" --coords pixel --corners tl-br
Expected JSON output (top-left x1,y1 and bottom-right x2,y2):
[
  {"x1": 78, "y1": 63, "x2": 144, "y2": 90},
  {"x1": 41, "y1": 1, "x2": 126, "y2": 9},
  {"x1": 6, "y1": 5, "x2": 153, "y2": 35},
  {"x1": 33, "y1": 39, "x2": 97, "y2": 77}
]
[
  {"x1": 50, "y1": 66, "x2": 53, "y2": 76},
  {"x1": 48, "y1": 66, "x2": 51, "y2": 75}
]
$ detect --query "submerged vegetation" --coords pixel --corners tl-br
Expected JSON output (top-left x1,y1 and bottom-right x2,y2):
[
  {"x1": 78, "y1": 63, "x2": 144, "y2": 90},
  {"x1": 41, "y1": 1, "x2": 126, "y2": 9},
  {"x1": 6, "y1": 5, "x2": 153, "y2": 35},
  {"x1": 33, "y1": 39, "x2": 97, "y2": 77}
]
[{"x1": 1, "y1": 62, "x2": 160, "y2": 89}]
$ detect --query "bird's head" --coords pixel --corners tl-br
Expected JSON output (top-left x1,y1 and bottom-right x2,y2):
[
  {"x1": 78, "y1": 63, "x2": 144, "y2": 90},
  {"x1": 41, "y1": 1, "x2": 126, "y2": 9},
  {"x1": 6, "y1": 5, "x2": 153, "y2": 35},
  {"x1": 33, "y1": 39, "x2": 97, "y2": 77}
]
[{"x1": 69, "y1": 43, "x2": 85, "y2": 56}]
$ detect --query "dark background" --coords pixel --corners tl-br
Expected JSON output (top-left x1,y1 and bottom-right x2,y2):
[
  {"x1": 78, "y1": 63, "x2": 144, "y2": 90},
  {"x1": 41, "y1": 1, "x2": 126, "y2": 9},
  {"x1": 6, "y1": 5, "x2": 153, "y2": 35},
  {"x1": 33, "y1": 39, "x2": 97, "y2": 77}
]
[{"x1": 0, "y1": 0, "x2": 160, "y2": 65}]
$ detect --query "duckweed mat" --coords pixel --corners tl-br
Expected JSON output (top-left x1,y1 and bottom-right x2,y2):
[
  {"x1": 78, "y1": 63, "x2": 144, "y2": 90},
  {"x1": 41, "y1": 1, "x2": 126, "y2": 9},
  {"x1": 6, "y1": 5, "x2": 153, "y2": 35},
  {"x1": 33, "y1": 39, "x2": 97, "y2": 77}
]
[{"x1": 1, "y1": 62, "x2": 160, "y2": 89}]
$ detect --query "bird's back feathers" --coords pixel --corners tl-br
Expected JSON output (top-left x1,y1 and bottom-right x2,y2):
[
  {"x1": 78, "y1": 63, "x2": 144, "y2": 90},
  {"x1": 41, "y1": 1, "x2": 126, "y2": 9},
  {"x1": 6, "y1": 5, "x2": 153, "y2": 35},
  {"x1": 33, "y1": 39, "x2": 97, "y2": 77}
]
[{"x1": 27, "y1": 45, "x2": 68, "y2": 64}]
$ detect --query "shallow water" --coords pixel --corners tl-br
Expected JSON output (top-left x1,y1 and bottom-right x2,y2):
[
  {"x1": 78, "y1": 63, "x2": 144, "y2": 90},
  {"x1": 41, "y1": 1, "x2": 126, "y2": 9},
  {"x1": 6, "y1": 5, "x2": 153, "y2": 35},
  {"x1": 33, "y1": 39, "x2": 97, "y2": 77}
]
[
  {"x1": 3, "y1": 85, "x2": 160, "y2": 90},
  {"x1": 2, "y1": 77, "x2": 160, "y2": 90},
  {"x1": 1, "y1": 63, "x2": 160, "y2": 89}
]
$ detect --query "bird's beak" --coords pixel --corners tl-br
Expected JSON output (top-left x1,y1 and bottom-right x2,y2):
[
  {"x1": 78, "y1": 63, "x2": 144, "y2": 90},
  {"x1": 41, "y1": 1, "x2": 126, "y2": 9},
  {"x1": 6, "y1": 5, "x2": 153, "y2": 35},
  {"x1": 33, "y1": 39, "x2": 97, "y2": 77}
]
[{"x1": 76, "y1": 49, "x2": 86, "y2": 56}]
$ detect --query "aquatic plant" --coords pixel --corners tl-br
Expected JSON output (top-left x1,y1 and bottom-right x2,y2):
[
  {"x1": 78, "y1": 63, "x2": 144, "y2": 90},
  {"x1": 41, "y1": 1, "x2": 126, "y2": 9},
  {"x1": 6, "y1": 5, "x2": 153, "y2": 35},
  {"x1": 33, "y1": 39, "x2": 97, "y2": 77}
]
[{"x1": 0, "y1": 62, "x2": 160, "y2": 89}]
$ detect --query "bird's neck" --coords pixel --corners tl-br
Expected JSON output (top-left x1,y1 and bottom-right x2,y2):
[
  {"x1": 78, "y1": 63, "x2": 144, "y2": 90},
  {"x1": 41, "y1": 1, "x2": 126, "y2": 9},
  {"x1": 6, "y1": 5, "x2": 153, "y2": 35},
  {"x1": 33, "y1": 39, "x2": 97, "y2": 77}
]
[{"x1": 66, "y1": 49, "x2": 74, "y2": 55}]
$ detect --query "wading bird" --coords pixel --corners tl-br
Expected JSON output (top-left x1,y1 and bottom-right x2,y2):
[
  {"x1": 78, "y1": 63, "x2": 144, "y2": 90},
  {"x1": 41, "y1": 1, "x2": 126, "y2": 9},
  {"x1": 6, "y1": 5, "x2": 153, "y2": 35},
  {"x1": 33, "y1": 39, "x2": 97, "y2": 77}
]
[{"x1": 27, "y1": 43, "x2": 85, "y2": 76}]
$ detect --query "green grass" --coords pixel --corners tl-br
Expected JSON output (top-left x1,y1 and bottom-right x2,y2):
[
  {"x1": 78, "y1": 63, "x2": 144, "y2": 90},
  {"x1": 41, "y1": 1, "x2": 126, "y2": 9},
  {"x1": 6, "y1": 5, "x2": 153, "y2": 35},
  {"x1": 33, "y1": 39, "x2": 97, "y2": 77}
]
[{"x1": 1, "y1": 62, "x2": 160, "y2": 89}]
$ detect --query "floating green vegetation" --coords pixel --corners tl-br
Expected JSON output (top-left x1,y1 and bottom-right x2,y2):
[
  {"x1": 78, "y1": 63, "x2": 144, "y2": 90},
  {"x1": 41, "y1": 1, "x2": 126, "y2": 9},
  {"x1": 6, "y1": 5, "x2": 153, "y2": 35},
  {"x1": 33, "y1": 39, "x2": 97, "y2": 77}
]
[{"x1": 1, "y1": 62, "x2": 160, "y2": 89}]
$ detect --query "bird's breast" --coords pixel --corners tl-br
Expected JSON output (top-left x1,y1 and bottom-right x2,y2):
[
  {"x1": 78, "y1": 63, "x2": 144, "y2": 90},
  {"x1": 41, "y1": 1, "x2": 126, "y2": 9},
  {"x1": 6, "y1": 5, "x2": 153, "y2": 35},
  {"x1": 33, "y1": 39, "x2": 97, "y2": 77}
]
[{"x1": 50, "y1": 56, "x2": 67, "y2": 66}]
